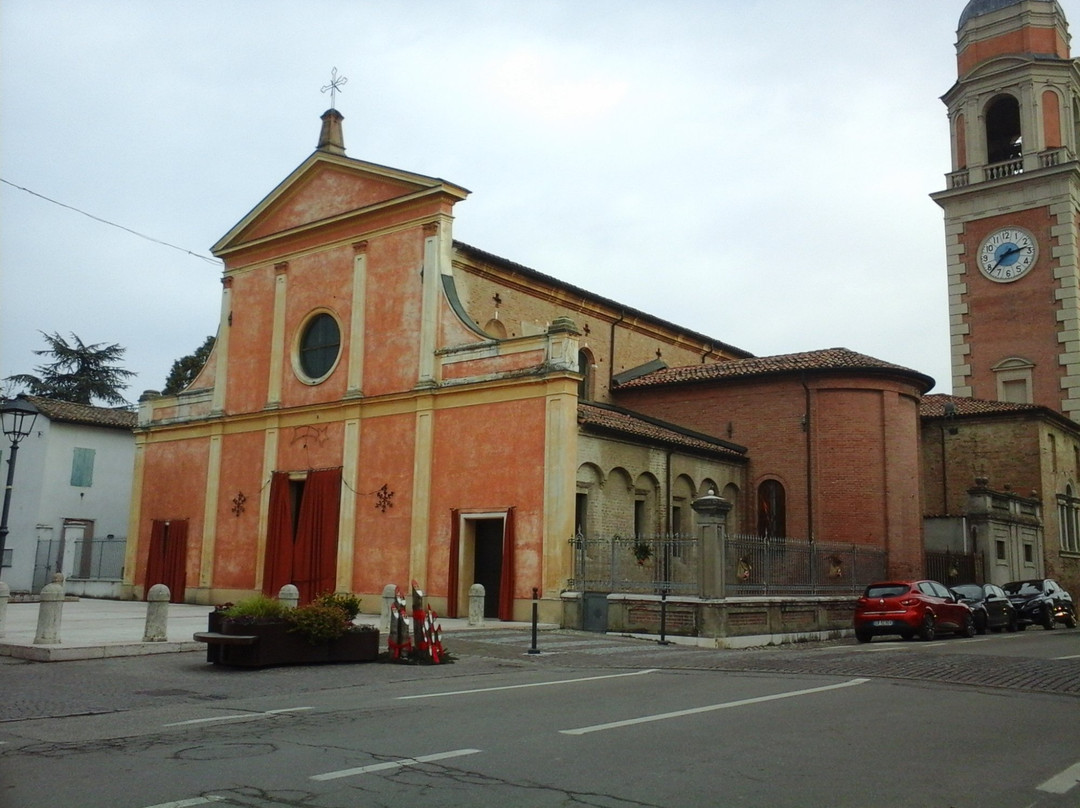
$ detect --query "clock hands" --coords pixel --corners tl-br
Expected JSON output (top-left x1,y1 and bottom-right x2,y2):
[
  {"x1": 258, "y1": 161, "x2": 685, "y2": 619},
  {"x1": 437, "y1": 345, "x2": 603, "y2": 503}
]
[{"x1": 991, "y1": 244, "x2": 1023, "y2": 271}]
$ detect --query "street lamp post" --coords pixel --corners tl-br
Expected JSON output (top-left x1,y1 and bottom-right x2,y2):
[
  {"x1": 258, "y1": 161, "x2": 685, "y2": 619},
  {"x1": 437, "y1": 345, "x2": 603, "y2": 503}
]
[{"x1": 0, "y1": 396, "x2": 39, "y2": 580}]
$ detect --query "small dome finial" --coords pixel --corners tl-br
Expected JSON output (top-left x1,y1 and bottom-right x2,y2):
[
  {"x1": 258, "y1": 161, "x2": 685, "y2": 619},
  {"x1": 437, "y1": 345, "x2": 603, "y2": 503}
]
[{"x1": 317, "y1": 108, "x2": 346, "y2": 155}]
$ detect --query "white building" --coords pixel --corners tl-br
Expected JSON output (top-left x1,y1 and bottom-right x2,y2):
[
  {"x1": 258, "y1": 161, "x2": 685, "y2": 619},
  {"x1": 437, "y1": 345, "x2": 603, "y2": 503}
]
[{"x1": 1, "y1": 397, "x2": 135, "y2": 596}]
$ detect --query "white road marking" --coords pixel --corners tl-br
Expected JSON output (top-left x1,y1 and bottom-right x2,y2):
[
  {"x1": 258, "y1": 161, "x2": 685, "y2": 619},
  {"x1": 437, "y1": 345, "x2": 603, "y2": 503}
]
[
  {"x1": 398, "y1": 669, "x2": 657, "y2": 700},
  {"x1": 312, "y1": 748, "x2": 481, "y2": 781},
  {"x1": 1053, "y1": 653, "x2": 1080, "y2": 660},
  {"x1": 560, "y1": 678, "x2": 870, "y2": 736},
  {"x1": 163, "y1": 707, "x2": 312, "y2": 727},
  {"x1": 1037, "y1": 762, "x2": 1080, "y2": 794},
  {"x1": 142, "y1": 798, "x2": 226, "y2": 808}
]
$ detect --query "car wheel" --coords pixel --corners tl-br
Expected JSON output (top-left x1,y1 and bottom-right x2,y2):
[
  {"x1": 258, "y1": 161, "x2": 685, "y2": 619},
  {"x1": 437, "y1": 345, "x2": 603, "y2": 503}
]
[
  {"x1": 1065, "y1": 610, "x2": 1077, "y2": 629},
  {"x1": 961, "y1": 613, "x2": 976, "y2": 638},
  {"x1": 1007, "y1": 614, "x2": 1018, "y2": 632},
  {"x1": 1017, "y1": 622, "x2": 1027, "y2": 631},
  {"x1": 919, "y1": 613, "x2": 936, "y2": 641},
  {"x1": 975, "y1": 613, "x2": 988, "y2": 635},
  {"x1": 855, "y1": 630, "x2": 872, "y2": 643},
  {"x1": 1043, "y1": 604, "x2": 1056, "y2": 630}
]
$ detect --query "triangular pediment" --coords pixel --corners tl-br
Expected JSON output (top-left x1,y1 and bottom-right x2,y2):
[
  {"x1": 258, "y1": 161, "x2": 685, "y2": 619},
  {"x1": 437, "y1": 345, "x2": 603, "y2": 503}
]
[{"x1": 212, "y1": 151, "x2": 468, "y2": 257}]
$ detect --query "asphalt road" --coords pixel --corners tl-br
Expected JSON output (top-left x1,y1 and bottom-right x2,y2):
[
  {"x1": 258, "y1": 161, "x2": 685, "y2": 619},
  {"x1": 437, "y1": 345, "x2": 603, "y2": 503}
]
[{"x1": 1, "y1": 627, "x2": 1078, "y2": 808}]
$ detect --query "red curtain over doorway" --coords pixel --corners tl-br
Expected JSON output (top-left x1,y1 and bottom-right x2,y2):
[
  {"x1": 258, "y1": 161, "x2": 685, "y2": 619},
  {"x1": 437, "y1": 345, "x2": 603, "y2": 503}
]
[
  {"x1": 261, "y1": 468, "x2": 342, "y2": 603},
  {"x1": 145, "y1": 519, "x2": 188, "y2": 603},
  {"x1": 498, "y1": 507, "x2": 515, "y2": 621}
]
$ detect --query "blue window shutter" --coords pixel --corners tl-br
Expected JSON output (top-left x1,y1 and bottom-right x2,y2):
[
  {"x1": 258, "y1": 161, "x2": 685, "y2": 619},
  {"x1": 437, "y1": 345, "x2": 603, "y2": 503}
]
[{"x1": 71, "y1": 448, "x2": 95, "y2": 487}]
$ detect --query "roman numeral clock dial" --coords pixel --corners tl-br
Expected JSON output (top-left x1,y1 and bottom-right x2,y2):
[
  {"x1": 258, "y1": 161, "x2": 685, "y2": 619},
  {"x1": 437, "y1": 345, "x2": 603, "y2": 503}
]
[{"x1": 977, "y1": 227, "x2": 1039, "y2": 282}]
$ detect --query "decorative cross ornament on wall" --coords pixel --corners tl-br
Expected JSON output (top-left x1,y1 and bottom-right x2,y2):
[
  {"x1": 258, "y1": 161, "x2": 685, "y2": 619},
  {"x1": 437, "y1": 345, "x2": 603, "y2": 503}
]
[
  {"x1": 321, "y1": 67, "x2": 348, "y2": 108},
  {"x1": 375, "y1": 483, "x2": 394, "y2": 512}
]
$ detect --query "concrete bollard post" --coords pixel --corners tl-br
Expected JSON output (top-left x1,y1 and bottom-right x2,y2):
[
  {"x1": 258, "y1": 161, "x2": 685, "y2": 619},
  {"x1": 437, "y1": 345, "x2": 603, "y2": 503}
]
[
  {"x1": 468, "y1": 583, "x2": 485, "y2": 626},
  {"x1": 0, "y1": 578, "x2": 9, "y2": 639},
  {"x1": 278, "y1": 584, "x2": 299, "y2": 609},
  {"x1": 143, "y1": 584, "x2": 170, "y2": 642},
  {"x1": 34, "y1": 581, "x2": 65, "y2": 645},
  {"x1": 0, "y1": 581, "x2": 9, "y2": 639},
  {"x1": 381, "y1": 584, "x2": 396, "y2": 633}
]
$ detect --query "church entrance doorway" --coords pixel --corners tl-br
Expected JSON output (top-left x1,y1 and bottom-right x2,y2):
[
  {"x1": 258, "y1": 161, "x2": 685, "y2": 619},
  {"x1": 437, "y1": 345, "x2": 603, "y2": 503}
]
[
  {"x1": 450, "y1": 508, "x2": 516, "y2": 620},
  {"x1": 473, "y1": 518, "x2": 504, "y2": 619}
]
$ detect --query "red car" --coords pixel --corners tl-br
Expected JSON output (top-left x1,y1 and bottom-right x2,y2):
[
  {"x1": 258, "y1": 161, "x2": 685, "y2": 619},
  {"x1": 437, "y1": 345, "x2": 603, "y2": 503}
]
[{"x1": 854, "y1": 580, "x2": 975, "y2": 642}]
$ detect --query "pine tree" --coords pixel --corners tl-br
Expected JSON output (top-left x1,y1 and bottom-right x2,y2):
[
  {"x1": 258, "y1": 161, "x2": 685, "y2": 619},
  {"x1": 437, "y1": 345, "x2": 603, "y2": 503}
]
[
  {"x1": 6, "y1": 331, "x2": 134, "y2": 406},
  {"x1": 162, "y1": 335, "x2": 215, "y2": 395}
]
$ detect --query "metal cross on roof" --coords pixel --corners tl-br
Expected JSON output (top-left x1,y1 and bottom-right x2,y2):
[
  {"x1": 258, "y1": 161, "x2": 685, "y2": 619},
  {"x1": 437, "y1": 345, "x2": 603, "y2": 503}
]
[{"x1": 321, "y1": 67, "x2": 348, "y2": 109}]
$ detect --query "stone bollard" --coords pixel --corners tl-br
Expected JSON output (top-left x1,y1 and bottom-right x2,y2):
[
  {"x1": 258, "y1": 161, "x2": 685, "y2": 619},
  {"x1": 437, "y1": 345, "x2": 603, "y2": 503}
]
[
  {"x1": 143, "y1": 584, "x2": 170, "y2": 642},
  {"x1": 468, "y1": 583, "x2": 485, "y2": 626},
  {"x1": 380, "y1": 584, "x2": 396, "y2": 633},
  {"x1": 278, "y1": 584, "x2": 299, "y2": 609},
  {"x1": 0, "y1": 581, "x2": 9, "y2": 638},
  {"x1": 34, "y1": 581, "x2": 65, "y2": 645}
]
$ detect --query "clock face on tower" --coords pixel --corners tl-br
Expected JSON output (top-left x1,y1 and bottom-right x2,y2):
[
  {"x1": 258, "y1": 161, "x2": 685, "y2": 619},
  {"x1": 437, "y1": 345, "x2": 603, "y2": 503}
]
[{"x1": 976, "y1": 226, "x2": 1039, "y2": 282}]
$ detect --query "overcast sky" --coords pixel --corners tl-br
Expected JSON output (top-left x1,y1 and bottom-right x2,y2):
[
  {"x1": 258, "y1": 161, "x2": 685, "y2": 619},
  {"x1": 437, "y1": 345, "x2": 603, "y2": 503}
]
[{"x1": 2, "y1": 1, "x2": 1041, "y2": 405}]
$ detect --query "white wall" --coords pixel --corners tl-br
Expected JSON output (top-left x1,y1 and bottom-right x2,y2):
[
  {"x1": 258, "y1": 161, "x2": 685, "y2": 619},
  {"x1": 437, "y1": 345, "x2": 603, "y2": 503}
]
[{"x1": 1, "y1": 416, "x2": 134, "y2": 594}]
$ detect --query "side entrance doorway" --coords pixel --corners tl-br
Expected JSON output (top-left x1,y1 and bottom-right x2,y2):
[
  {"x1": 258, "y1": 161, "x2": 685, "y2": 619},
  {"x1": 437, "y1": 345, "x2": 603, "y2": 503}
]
[
  {"x1": 474, "y1": 518, "x2": 503, "y2": 618},
  {"x1": 450, "y1": 508, "x2": 516, "y2": 621}
]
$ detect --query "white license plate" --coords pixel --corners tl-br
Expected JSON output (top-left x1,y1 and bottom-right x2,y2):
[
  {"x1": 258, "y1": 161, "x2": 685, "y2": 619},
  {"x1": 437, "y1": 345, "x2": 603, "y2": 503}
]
[{"x1": 872, "y1": 620, "x2": 892, "y2": 627}]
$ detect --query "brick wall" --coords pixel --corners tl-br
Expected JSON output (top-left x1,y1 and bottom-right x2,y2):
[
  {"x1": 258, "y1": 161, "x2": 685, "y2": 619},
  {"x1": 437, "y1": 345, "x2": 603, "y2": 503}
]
[{"x1": 616, "y1": 373, "x2": 925, "y2": 577}]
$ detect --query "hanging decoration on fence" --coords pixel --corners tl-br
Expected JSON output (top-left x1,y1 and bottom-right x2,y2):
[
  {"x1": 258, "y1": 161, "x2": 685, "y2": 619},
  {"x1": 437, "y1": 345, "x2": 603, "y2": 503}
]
[{"x1": 231, "y1": 491, "x2": 247, "y2": 517}]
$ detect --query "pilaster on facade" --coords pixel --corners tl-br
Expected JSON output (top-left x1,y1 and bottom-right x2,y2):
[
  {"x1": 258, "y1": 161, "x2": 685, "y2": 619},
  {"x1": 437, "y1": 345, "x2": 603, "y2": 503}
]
[
  {"x1": 266, "y1": 262, "x2": 289, "y2": 409},
  {"x1": 336, "y1": 418, "x2": 360, "y2": 591},
  {"x1": 418, "y1": 218, "x2": 454, "y2": 389},
  {"x1": 346, "y1": 243, "x2": 368, "y2": 398},
  {"x1": 198, "y1": 431, "x2": 224, "y2": 600},
  {"x1": 254, "y1": 426, "x2": 280, "y2": 593},
  {"x1": 409, "y1": 406, "x2": 435, "y2": 586},
  {"x1": 211, "y1": 277, "x2": 233, "y2": 415}
]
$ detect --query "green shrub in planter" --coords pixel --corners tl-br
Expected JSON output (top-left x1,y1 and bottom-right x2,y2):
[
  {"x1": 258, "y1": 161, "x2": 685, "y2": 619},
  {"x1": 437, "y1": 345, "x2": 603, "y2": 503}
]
[
  {"x1": 220, "y1": 594, "x2": 288, "y2": 620},
  {"x1": 312, "y1": 591, "x2": 362, "y2": 620},
  {"x1": 285, "y1": 603, "x2": 352, "y2": 644}
]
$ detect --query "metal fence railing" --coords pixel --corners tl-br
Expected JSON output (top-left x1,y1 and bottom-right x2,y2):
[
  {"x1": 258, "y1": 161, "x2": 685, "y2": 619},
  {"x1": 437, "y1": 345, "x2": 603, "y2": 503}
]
[
  {"x1": 724, "y1": 534, "x2": 885, "y2": 596},
  {"x1": 569, "y1": 532, "x2": 885, "y2": 597},
  {"x1": 569, "y1": 534, "x2": 700, "y2": 595},
  {"x1": 925, "y1": 550, "x2": 983, "y2": 587},
  {"x1": 69, "y1": 536, "x2": 126, "y2": 581}
]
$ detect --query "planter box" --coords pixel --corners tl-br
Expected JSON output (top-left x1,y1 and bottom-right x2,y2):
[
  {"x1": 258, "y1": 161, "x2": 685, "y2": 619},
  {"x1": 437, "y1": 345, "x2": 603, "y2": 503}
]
[{"x1": 196, "y1": 614, "x2": 380, "y2": 668}]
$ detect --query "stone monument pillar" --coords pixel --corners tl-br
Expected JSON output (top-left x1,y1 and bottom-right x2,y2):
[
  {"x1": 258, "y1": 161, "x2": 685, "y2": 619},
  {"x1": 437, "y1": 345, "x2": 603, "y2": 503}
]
[{"x1": 691, "y1": 490, "x2": 733, "y2": 599}]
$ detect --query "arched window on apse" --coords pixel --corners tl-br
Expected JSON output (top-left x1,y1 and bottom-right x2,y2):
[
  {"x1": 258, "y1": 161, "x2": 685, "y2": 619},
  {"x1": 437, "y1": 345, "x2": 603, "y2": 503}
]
[
  {"x1": 756, "y1": 479, "x2": 786, "y2": 539},
  {"x1": 986, "y1": 95, "x2": 1022, "y2": 164},
  {"x1": 578, "y1": 349, "x2": 594, "y2": 402}
]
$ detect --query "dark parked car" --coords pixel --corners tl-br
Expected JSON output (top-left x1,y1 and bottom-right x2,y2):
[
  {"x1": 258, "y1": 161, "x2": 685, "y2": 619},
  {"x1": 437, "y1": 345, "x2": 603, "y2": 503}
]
[
  {"x1": 854, "y1": 580, "x2": 975, "y2": 642},
  {"x1": 950, "y1": 583, "x2": 1017, "y2": 634},
  {"x1": 1003, "y1": 579, "x2": 1077, "y2": 629}
]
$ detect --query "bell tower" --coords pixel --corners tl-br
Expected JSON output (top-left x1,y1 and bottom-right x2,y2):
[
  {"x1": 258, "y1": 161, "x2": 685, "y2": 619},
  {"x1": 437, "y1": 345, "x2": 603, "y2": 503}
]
[{"x1": 932, "y1": 0, "x2": 1080, "y2": 420}]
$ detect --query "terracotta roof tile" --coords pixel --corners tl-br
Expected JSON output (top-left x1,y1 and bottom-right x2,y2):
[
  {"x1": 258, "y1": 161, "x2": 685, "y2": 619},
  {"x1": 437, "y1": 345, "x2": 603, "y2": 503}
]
[
  {"x1": 919, "y1": 393, "x2": 1043, "y2": 418},
  {"x1": 578, "y1": 402, "x2": 745, "y2": 459},
  {"x1": 26, "y1": 396, "x2": 137, "y2": 430},
  {"x1": 615, "y1": 347, "x2": 934, "y2": 391}
]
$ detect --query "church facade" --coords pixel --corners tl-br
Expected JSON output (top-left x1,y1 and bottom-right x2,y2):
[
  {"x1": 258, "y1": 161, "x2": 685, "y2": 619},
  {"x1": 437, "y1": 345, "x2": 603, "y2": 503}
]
[
  {"x1": 126, "y1": 107, "x2": 930, "y2": 621},
  {"x1": 126, "y1": 0, "x2": 1080, "y2": 623}
]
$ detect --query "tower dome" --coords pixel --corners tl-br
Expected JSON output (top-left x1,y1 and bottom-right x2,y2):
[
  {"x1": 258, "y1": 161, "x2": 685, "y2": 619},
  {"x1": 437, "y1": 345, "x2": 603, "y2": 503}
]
[{"x1": 959, "y1": 0, "x2": 1062, "y2": 29}]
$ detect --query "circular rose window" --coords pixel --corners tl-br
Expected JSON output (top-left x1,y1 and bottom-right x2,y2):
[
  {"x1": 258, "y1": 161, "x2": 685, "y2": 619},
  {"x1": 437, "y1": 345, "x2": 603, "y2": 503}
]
[{"x1": 297, "y1": 312, "x2": 341, "y2": 381}]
